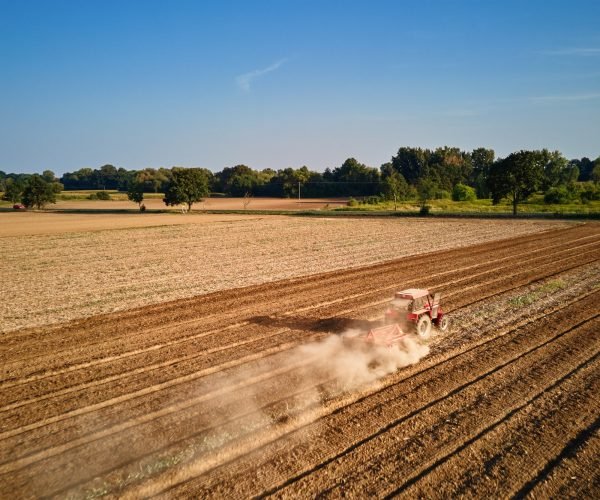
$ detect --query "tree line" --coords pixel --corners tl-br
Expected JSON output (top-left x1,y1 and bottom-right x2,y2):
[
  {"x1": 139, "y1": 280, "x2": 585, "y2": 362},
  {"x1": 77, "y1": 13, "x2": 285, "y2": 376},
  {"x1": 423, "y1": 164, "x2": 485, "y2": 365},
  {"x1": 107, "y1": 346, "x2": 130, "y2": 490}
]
[{"x1": 1, "y1": 147, "x2": 599, "y2": 213}]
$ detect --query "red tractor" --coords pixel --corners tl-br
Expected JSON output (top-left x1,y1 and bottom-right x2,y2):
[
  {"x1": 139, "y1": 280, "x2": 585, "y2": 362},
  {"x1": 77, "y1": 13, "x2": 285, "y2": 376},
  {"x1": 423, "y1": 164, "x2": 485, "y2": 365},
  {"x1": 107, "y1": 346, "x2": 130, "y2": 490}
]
[
  {"x1": 359, "y1": 289, "x2": 449, "y2": 347},
  {"x1": 384, "y1": 288, "x2": 448, "y2": 339}
]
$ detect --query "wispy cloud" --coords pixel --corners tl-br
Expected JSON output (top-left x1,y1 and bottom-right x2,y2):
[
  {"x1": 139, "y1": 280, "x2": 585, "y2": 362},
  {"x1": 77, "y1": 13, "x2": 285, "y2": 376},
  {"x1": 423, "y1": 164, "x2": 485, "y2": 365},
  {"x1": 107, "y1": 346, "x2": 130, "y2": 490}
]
[
  {"x1": 236, "y1": 58, "x2": 287, "y2": 91},
  {"x1": 541, "y1": 48, "x2": 600, "y2": 56},
  {"x1": 531, "y1": 92, "x2": 600, "y2": 103}
]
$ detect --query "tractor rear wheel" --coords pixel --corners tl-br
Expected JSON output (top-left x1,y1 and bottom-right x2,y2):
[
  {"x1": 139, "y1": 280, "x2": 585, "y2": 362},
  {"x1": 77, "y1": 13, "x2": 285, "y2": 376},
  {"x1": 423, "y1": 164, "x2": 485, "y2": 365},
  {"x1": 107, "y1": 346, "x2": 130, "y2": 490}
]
[
  {"x1": 437, "y1": 315, "x2": 449, "y2": 332},
  {"x1": 416, "y1": 315, "x2": 432, "y2": 339}
]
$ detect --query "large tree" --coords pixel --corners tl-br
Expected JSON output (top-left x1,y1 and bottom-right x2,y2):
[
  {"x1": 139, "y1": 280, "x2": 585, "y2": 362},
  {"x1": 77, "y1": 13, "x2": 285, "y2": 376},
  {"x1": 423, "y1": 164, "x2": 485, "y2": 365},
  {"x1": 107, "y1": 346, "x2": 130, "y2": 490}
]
[
  {"x1": 470, "y1": 147, "x2": 495, "y2": 198},
  {"x1": 488, "y1": 150, "x2": 545, "y2": 215},
  {"x1": 127, "y1": 181, "x2": 145, "y2": 210},
  {"x1": 162, "y1": 167, "x2": 209, "y2": 212},
  {"x1": 2, "y1": 178, "x2": 25, "y2": 203},
  {"x1": 21, "y1": 175, "x2": 56, "y2": 209},
  {"x1": 391, "y1": 147, "x2": 431, "y2": 185},
  {"x1": 429, "y1": 146, "x2": 472, "y2": 191}
]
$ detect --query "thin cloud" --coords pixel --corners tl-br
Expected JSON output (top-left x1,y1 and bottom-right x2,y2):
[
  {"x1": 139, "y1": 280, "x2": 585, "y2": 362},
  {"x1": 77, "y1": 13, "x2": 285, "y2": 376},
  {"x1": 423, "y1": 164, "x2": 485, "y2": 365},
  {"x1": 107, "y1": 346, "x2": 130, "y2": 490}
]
[
  {"x1": 236, "y1": 58, "x2": 287, "y2": 91},
  {"x1": 541, "y1": 48, "x2": 600, "y2": 56},
  {"x1": 531, "y1": 92, "x2": 600, "y2": 103}
]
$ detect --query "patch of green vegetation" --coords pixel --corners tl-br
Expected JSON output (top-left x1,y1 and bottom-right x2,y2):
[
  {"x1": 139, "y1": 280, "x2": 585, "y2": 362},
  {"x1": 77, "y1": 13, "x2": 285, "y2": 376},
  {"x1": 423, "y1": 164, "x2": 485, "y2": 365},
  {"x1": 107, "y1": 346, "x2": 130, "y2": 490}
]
[
  {"x1": 538, "y1": 279, "x2": 566, "y2": 293},
  {"x1": 508, "y1": 293, "x2": 538, "y2": 308},
  {"x1": 508, "y1": 278, "x2": 569, "y2": 309},
  {"x1": 333, "y1": 196, "x2": 600, "y2": 215}
]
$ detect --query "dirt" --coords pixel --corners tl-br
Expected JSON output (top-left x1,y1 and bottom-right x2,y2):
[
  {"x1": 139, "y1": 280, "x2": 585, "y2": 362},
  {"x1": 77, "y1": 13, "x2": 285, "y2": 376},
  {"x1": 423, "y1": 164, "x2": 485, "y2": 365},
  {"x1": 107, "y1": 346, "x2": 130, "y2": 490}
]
[
  {"x1": 0, "y1": 211, "x2": 273, "y2": 236},
  {"x1": 0, "y1": 215, "x2": 568, "y2": 332},
  {"x1": 0, "y1": 222, "x2": 598, "y2": 498},
  {"x1": 18, "y1": 196, "x2": 349, "y2": 212}
]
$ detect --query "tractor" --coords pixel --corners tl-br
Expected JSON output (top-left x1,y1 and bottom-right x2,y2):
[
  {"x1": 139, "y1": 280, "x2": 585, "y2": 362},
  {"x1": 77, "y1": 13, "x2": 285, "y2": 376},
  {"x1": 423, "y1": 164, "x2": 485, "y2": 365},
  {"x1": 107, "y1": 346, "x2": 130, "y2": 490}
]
[
  {"x1": 359, "y1": 289, "x2": 449, "y2": 347},
  {"x1": 384, "y1": 288, "x2": 448, "y2": 339}
]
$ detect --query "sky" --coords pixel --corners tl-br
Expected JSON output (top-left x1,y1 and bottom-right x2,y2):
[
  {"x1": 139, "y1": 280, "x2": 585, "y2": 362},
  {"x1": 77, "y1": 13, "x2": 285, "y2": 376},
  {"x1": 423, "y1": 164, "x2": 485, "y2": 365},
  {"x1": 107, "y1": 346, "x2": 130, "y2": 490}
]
[{"x1": 1, "y1": 0, "x2": 599, "y2": 175}]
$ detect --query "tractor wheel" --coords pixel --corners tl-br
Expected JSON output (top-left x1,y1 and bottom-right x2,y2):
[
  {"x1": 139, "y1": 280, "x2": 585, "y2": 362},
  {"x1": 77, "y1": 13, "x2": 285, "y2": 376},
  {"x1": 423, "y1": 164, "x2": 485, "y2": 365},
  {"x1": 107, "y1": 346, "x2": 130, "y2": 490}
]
[
  {"x1": 416, "y1": 315, "x2": 432, "y2": 339},
  {"x1": 437, "y1": 315, "x2": 449, "y2": 332}
]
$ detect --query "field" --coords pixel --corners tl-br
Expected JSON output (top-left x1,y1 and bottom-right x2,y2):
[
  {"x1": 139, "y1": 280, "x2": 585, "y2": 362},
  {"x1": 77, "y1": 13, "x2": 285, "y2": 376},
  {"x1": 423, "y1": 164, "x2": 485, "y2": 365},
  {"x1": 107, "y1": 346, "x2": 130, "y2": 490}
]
[
  {"x1": 0, "y1": 195, "x2": 348, "y2": 212},
  {"x1": 2, "y1": 191, "x2": 599, "y2": 215},
  {"x1": 1, "y1": 215, "x2": 599, "y2": 497}
]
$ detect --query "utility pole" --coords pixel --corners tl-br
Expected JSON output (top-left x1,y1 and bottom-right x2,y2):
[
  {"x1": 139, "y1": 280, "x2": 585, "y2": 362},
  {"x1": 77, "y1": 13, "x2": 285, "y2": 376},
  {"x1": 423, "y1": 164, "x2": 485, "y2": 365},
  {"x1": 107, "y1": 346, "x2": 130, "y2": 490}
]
[{"x1": 298, "y1": 181, "x2": 301, "y2": 205}]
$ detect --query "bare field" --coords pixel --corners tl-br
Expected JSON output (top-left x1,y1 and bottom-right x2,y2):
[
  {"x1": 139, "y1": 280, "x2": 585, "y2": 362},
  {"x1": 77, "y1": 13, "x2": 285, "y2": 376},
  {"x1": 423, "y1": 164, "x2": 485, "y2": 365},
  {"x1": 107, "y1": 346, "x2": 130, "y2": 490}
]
[
  {"x1": 0, "y1": 216, "x2": 569, "y2": 332},
  {"x1": 0, "y1": 211, "x2": 274, "y2": 237},
  {"x1": 0, "y1": 223, "x2": 598, "y2": 497},
  {"x1": 31, "y1": 196, "x2": 348, "y2": 211}
]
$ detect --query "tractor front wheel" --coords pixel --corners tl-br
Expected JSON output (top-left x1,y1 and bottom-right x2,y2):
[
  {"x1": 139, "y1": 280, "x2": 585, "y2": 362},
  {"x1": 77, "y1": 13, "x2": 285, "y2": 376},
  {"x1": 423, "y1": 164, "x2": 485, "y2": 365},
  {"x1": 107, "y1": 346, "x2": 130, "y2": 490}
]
[
  {"x1": 437, "y1": 315, "x2": 449, "y2": 332},
  {"x1": 416, "y1": 315, "x2": 432, "y2": 339}
]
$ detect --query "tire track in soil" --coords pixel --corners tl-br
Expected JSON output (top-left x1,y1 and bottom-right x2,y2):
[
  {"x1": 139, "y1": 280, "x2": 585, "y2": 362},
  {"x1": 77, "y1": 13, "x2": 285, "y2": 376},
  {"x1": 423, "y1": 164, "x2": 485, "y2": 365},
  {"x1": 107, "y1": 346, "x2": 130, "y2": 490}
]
[
  {"x1": 0, "y1": 226, "x2": 598, "y2": 498},
  {"x1": 1, "y1": 227, "x2": 591, "y2": 380},
  {"x1": 3, "y1": 272, "x2": 596, "y2": 498},
  {"x1": 526, "y1": 421, "x2": 600, "y2": 499},
  {"x1": 2, "y1": 232, "x2": 598, "y2": 415},
  {"x1": 1, "y1": 243, "x2": 598, "y2": 448},
  {"x1": 293, "y1": 327, "x2": 600, "y2": 499},
  {"x1": 2, "y1": 242, "x2": 597, "y2": 433},
  {"x1": 398, "y1": 371, "x2": 600, "y2": 499},
  {"x1": 3, "y1": 277, "x2": 598, "y2": 500},
  {"x1": 1, "y1": 225, "x2": 594, "y2": 368},
  {"x1": 4, "y1": 282, "x2": 596, "y2": 496},
  {"x1": 115, "y1": 297, "x2": 599, "y2": 498},
  {"x1": 42, "y1": 310, "x2": 600, "y2": 496}
]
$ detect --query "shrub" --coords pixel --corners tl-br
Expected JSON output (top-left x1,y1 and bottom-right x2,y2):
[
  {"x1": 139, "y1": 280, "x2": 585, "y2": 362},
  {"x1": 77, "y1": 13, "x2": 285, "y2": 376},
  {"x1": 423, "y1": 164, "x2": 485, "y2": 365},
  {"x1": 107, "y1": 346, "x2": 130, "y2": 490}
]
[
  {"x1": 347, "y1": 197, "x2": 359, "y2": 207},
  {"x1": 419, "y1": 205, "x2": 431, "y2": 215},
  {"x1": 95, "y1": 191, "x2": 111, "y2": 200},
  {"x1": 543, "y1": 186, "x2": 571, "y2": 204},
  {"x1": 578, "y1": 182, "x2": 599, "y2": 203},
  {"x1": 364, "y1": 195, "x2": 382, "y2": 205},
  {"x1": 452, "y1": 183, "x2": 477, "y2": 202}
]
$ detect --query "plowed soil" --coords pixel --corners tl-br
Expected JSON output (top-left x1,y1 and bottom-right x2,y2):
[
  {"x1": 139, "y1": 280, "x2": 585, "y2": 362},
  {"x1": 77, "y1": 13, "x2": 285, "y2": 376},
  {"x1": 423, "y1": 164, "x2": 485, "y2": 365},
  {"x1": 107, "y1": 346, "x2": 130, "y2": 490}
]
[{"x1": 0, "y1": 222, "x2": 598, "y2": 498}]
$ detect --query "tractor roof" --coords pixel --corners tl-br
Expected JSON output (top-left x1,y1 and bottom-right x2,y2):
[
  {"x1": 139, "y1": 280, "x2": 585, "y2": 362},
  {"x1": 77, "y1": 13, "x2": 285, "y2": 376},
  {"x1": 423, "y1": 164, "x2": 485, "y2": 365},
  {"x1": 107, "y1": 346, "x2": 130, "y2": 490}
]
[{"x1": 396, "y1": 288, "x2": 429, "y2": 299}]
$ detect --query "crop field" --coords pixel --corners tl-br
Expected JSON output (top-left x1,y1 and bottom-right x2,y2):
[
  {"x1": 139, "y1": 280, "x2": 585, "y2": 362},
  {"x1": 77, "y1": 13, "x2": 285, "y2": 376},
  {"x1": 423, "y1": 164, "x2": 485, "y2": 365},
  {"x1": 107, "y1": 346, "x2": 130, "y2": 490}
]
[
  {"x1": 1, "y1": 218, "x2": 599, "y2": 497},
  {"x1": 0, "y1": 214, "x2": 566, "y2": 333}
]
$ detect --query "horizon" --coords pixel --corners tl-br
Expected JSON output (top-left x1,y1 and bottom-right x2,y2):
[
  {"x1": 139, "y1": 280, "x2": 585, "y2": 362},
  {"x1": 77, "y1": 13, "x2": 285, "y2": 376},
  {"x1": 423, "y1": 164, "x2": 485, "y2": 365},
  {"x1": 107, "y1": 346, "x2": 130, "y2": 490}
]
[{"x1": 1, "y1": 0, "x2": 599, "y2": 175}]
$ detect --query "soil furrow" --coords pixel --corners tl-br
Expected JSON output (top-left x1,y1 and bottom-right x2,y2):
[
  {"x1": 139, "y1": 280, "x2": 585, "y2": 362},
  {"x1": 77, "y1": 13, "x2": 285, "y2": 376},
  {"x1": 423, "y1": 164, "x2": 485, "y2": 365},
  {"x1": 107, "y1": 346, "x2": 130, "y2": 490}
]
[
  {"x1": 1, "y1": 251, "x2": 597, "y2": 451},
  {"x1": 3, "y1": 232, "x2": 597, "y2": 396},
  {"x1": 2, "y1": 225, "x2": 593, "y2": 365},
  {"x1": 395, "y1": 358, "x2": 600, "y2": 499},
  {"x1": 1, "y1": 222, "x2": 598, "y2": 499},
  {"x1": 526, "y1": 422, "x2": 600, "y2": 499},
  {"x1": 124, "y1": 298, "x2": 599, "y2": 498},
  {"x1": 59, "y1": 318, "x2": 600, "y2": 500}
]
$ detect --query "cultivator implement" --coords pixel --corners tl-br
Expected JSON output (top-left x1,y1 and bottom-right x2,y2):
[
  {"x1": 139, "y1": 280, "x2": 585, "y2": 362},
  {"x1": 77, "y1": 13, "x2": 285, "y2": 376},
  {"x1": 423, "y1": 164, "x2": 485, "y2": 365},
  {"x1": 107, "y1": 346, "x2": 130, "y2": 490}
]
[{"x1": 363, "y1": 324, "x2": 409, "y2": 347}]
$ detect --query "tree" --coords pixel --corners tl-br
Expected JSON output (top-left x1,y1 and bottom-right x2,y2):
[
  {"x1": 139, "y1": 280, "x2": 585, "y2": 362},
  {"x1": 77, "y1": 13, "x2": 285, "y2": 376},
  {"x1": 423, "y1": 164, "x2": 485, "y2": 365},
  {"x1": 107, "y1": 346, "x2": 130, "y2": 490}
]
[
  {"x1": 2, "y1": 178, "x2": 25, "y2": 203},
  {"x1": 21, "y1": 175, "x2": 56, "y2": 209},
  {"x1": 417, "y1": 177, "x2": 438, "y2": 213},
  {"x1": 470, "y1": 147, "x2": 495, "y2": 198},
  {"x1": 329, "y1": 158, "x2": 380, "y2": 196},
  {"x1": 382, "y1": 171, "x2": 410, "y2": 210},
  {"x1": 429, "y1": 146, "x2": 472, "y2": 191},
  {"x1": 541, "y1": 150, "x2": 569, "y2": 191},
  {"x1": 592, "y1": 164, "x2": 600, "y2": 184},
  {"x1": 488, "y1": 150, "x2": 545, "y2": 215},
  {"x1": 570, "y1": 157, "x2": 595, "y2": 181},
  {"x1": 42, "y1": 170, "x2": 56, "y2": 183},
  {"x1": 127, "y1": 181, "x2": 145, "y2": 210},
  {"x1": 162, "y1": 167, "x2": 209, "y2": 212},
  {"x1": 452, "y1": 183, "x2": 477, "y2": 202},
  {"x1": 391, "y1": 147, "x2": 431, "y2": 185}
]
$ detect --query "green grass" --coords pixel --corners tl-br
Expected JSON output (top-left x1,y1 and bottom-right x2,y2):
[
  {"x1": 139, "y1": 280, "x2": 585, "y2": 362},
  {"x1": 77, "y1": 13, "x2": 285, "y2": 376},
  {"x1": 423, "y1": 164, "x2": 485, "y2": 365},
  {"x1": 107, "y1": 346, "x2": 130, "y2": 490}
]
[
  {"x1": 336, "y1": 196, "x2": 600, "y2": 215},
  {"x1": 56, "y1": 190, "x2": 165, "y2": 201}
]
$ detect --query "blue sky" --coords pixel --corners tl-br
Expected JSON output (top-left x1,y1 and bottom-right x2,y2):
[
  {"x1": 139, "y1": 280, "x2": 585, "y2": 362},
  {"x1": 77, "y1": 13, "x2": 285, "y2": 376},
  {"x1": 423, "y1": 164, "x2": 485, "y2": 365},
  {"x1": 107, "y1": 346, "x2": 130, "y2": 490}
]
[{"x1": 1, "y1": 0, "x2": 599, "y2": 175}]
